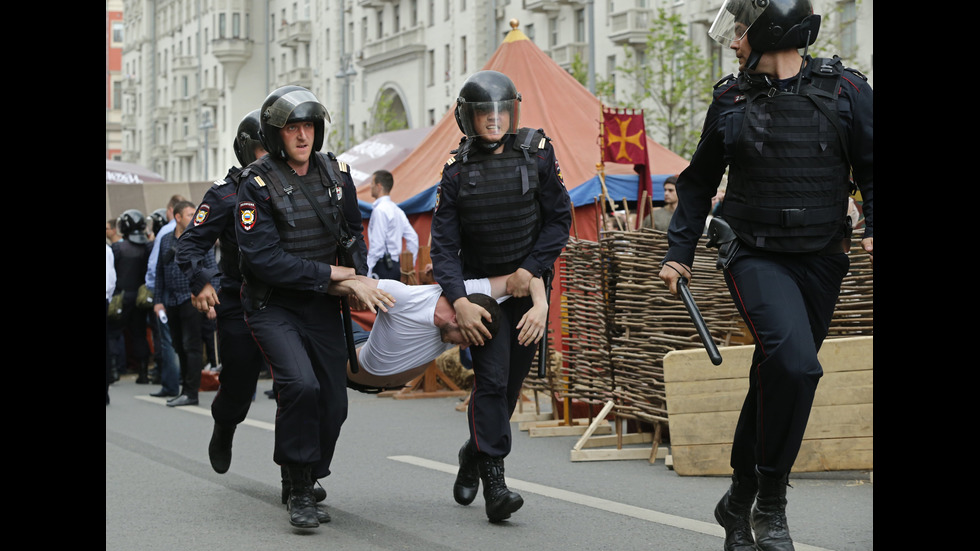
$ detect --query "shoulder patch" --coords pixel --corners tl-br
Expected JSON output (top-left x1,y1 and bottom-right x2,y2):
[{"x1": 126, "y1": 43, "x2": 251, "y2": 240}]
[
  {"x1": 194, "y1": 204, "x2": 211, "y2": 226},
  {"x1": 239, "y1": 201, "x2": 257, "y2": 231},
  {"x1": 338, "y1": 161, "x2": 349, "y2": 173},
  {"x1": 446, "y1": 156, "x2": 456, "y2": 166},
  {"x1": 212, "y1": 178, "x2": 229, "y2": 188},
  {"x1": 253, "y1": 175, "x2": 267, "y2": 187},
  {"x1": 714, "y1": 73, "x2": 736, "y2": 89},
  {"x1": 538, "y1": 138, "x2": 547, "y2": 149}
]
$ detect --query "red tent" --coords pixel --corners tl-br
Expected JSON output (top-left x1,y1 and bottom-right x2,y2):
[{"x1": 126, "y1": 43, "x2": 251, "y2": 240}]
[{"x1": 358, "y1": 25, "x2": 688, "y2": 243}]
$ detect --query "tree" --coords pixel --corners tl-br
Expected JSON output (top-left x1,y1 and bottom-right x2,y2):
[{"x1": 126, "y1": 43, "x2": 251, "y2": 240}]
[
  {"x1": 366, "y1": 90, "x2": 408, "y2": 138},
  {"x1": 602, "y1": 8, "x2": 715, "y2": 159}
]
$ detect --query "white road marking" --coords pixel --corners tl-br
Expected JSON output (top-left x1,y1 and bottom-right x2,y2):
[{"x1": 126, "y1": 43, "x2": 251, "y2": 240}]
[
  {"x1": 388, "y1": 455, "x2": 832, "y2": 551},
  {"x1": 135, "y1": 395, "x2": 276, "y2": 431}
]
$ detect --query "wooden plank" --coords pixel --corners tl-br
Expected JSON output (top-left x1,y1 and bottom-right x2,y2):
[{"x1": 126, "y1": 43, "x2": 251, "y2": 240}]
[
  {"x1": 663, "y1": 336, "x2": 874, "y2": 385},
  {"x1": 571, "y1": 447, "x2": 666, "y2": 462},
  {"x1": 669, "y1": 403, "x2": 874, "y2": 446},
  {"x1": 529, "y1": 423, "x2": 612, "y2": 438},
  {"x1": 518, "y1": 418, "x2": 593, "y2": 431},
  {"x1": 579, "y1": 432, "x2": 654, "y2": 449},
  {"x1": 512, "y1": 412, "x2": 554, "y2": 425},
  {"x1": 671, "y1": 437, "x2": 874, "y2": 476},
  {"x1": 572, "y1": 400, "x2": 615, "y2": 451},
  {"x1": 666, "y1": 373, "x2": 873, "y2": 415}
]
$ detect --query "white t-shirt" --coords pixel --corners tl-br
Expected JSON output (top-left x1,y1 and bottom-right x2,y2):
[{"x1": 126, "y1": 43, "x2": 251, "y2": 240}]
[{"x1": 358, "y1": 279, "x2": 497, "y2": 376}]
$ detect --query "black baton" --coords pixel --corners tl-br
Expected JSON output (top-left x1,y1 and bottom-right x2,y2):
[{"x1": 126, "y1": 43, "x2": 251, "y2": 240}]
[
  {"x1": 677, "y1": 277, "x2": 723, "y2": 366},
  {"x1": 537, "y1": 270, "x2": 554, "y2": 378},
  {"x1": 341, "y1": 296, "x2": 360, "y2": 374}
]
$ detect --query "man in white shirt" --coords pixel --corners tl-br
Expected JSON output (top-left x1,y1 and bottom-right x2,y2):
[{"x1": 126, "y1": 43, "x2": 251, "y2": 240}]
[
  {"x1": 330, "y1": 274, "x2": 548, "y2": 390},
  {"x1": 366, "y1": 170, "x2": 419, "y2": 279}
]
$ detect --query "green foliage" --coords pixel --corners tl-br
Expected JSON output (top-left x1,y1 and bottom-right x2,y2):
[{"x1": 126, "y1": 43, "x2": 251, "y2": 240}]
[
  {"x1": 604, "y1": 7, "x2": 715, "y2": 158},
  {"x1": 570, "y1": 52, "x2": 589, "y2": 87},
  {"x1": 367, "y1": 92, "x2": 408, "y2": 138}
]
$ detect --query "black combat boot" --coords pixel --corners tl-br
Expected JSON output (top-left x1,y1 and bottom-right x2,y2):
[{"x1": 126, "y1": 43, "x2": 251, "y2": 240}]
[
  {"x1": 135, "y1": 360, "x2": 150, "y2": 384},
  {"x1": 752, "y1": 468, "x2": 794, "y2": 551},
  {"x1": 714, "y1": 471, "x2": 758, "y2": 551},
  {"x1": 478, "y1": 455, "x2": 523, "y2": 522},
  {"x1": 453, "y1": 440, "x2": 480, "y2": 506},
  {"x1": 283, "y1": 465, "x2": 319, "y2": 528},
  {"x1": 208, "y1": 423, "x2": 235, "y2": 474},
  {"x1": 280, "y1": 466, "x2": 327, "y2": 504}
]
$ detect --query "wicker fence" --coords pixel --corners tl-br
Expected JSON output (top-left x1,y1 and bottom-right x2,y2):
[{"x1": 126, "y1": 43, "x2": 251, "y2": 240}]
[{"x1": 552, "y1": 228, "x2": 874, "y2": 426}]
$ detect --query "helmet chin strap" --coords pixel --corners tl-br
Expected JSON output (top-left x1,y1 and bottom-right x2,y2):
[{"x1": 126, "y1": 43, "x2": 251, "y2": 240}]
[
  {"x1": 746, "y1": 50, "x2": 763, "y2": 72},
  {"x1": 475, "y1": 138, "x2": 502, "y2": 153}
]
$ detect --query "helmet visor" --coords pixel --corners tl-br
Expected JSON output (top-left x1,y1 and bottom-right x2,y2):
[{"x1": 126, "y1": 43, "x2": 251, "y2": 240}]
[
  {"x1": 708, "y1": 0, "x2": 768, "y2": 46},
  {"x1": 263, "y1": 89, "x2": 330, "y2": 128},
  {"x1": 457, "y1": 100, "x2": 521, "y2": 140}
]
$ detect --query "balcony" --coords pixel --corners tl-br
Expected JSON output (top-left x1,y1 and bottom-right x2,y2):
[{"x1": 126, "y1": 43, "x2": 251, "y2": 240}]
[
  {"x1": 278, "y1": 20, "x2": 312, "y2": 48},
  {"x1": 358, "y1": 0, "x2": 392, "y2": 7},
  {"x1": 280, "y1": 67, "x2": 313, "y2": 89},
  {"x1": 200, "y1": 87, "x2": 220, "y2": 107},
  {"x1": 171, "y1": 137, "x2": 199, "y2": 158},
  {"x1": 524, "y1": 0, "x2": 561, "y2": 12},
  {"x1": 361, "y1": 25, "x2": 426, "y2": 70},
  {"x1": 548, "y1": 42, "x2": 588, "y2": 70},
  {"x1": 152, "y1": 106, "x2": 171, "y2": 122},
  {"x1": 609, "y1": 8, "x2": 654, "y2": 46},
  {"x1": 172, "y1": 55, "x2": 198, "y2": 74},
  {"x1": 212, "y1": 38, "x2": 253, "y2": 66}
]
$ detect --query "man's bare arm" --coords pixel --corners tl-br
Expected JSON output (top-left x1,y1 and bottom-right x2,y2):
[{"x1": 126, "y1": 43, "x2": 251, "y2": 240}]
[{"x1": 327, "y1": 276, "x2": 395, "y2": 314}]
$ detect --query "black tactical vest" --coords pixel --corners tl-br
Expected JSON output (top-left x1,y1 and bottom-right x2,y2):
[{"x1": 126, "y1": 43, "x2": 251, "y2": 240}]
[
  {"x1": 248, "y1": 153, "x2": 345, "y2": 265},
  {"x1": 724, "y1": 57, "x2": 850, "y2": 253},
  {"x1": 456, "y1": 128, "x2": 545, "y2": 276}
]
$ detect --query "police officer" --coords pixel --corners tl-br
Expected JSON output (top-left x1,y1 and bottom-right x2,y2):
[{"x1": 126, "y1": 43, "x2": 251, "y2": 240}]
[
  {"x1": 658, "y1": 2, "x2": 873, "y2": 550},
  {"x1": 110, "y1": 209, "x2": 151, "y2": 383},
  {"x1": 235, "y1": 86, "x2": 367, "y2": 529},
  {"x1": 431, "y1": 70, "x2": 571, "y2": 522}
]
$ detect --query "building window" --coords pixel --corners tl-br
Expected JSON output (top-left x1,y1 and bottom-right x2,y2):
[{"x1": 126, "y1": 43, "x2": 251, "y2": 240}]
[
  {"x1": 427, "y1": 49, "x2": 435, "y2": 86},
  {"x1": 233, "y1": 13, "x2": 241, "y2": 38},
  {"x1": 525, "y1": 23, "x2": 535, "y2": 43},
  {"x1": 444, "y1": 44, "x2": 451, "y2": 81},
  {"x1": 548, "y1": 17, "x2": 558, "y2": 48},
  {"x1": 112, "y1": 21, "x2": 124, "y2": 44},
  {"x1": 428, "y1": 108, "x2": 435, "y2": 126},
  {"x1": 219, "y1": 13, "x2": 226, "y2": 39},
  {"x1": 575, "y1": 9, "x2": 585, "y2": 42},
  {"x1": 377, "y1": 9, "x2": 383, "y2": 38},
  {"x1": 394, "y1": 2, "x2": 401, "y2": 32},
  {"x1": 461, "y1": 35, "x2": 467, "y2": 74}
]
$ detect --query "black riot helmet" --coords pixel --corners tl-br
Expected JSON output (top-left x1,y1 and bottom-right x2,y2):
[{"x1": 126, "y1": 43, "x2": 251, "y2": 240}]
[
  {"x1": 258, "y1": 86, "x2": 331, "y2": 162},
  {"x1": 709, "y1": 0, "x2": 820, "y2": 70},
  {"x1": 149, "y1": 208, "x2": 168, "y2": 235},
  {"x1": 455, "y1": 71, "x2": 521, "y2": 150},
  {"x1": 233, "y1": 109, "x2": 265, "y2": 166},
  {"x1": 118, "y1": 209, "x2": 148, "y2": 244}
]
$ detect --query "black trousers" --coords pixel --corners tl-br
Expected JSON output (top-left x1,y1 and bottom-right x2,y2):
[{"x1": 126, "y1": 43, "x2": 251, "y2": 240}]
[
  {"x1": 372, "y1": 258, "x2": 401, "y2": 281},
  {"x1": 169, "y1": 300, "x2": 204, "y2": 399},
  {"x1": 211, "y1": 284, "x2": 268, "y2": 427},
  {"x1": 245, "y1": 291, "x2": 348, "y2": 479},
  {"x1": 723, "y1": 247, "x2": 849, "y2": 476},
  {"x1": 467, "y1": 295, "x2": 536, "y2": 458}
]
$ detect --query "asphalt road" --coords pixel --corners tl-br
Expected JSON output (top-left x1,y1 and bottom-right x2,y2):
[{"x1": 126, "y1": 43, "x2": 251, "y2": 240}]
[{"x1": 106, "y1": 375, "x2": 872, "y2": 550}]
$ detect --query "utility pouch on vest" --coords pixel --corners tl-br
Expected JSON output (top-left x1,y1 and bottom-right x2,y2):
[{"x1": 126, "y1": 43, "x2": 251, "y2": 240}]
[{"x1": 706, "y1": 217, "x2": 740, "y2": 271}]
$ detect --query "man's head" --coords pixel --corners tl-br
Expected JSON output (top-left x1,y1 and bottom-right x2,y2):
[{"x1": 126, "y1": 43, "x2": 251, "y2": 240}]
[
  {"x1": 371, "y1": 170, "x2": 394, "y2": 199},
  {"x1": 149, "y1": 208, "x2": 168, "y2": 235},
  {"x1": 663, "y1": 175, "x2": 678, "y2": 209},
  {"x1": 117, "y1": 209, "x2": 148, "y2": 244},
  {"x1": 259, "y1": 86, "x2": 330, "y2": 167},
  {"x1": 106, "y1": 219, "x2": 119, "y2": 242},
  {"x1": 173, "y1": 200, "x2": 196, "y2": 234},
  {"x1": 166, "y1": 194, "x2": 188, "y2": 221},
  {"x1": 234, "y1": 109, "x2": 267, "y2": 166},
  {"x1": 440, "y1": 293, "x2": 502, "y2": 348},
  {"x1": 455, "y1": 71, "x2": 521, "y2": 150},
  {"x1": 708, "y1": 0, "x2": 820, "y2": 71}
]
